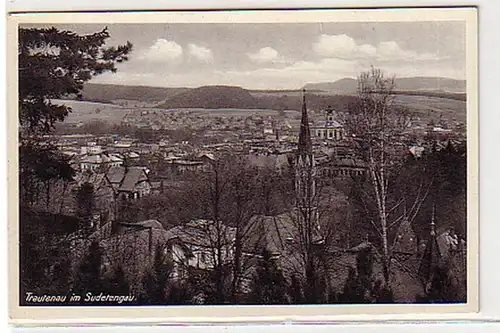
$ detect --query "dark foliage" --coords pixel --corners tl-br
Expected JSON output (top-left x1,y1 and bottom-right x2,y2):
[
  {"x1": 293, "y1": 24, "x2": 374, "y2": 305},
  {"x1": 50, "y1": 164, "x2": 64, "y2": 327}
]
[
  {"x1": 138, "y1": 243, "x2": 189, "y2": 305},
  {"x1": 338, "y1": 249, "x2": 373, "y2": 303},
  {"x1": 288, "y1": 274, "x2": 304, "y2": 304},
  {"x1": 19, "y1": 27, "x2": 132, "y2": 298},
  {"x1": 19, "y1": 26, "x2": 132, "y2": 134},
  {"x1": 75, "y1": 182, "x2": 96, "y2": 229},
  {"x1": 102, "y1": 265, "x2": 130, "y2": 296},
  {"x1": 19, "y1": 141, "x2": 75, "y2": 206},
  {"x1": 247, "y1": 250, "x2": 289, "y2": 304},
  {"x1": 416, "y1": 260, "x2": 466, "y2": 304},
  {"x1": 72, "y1": 240, "x2": 103, "y2": 297},
  {"x1": 337, "y1": 247, "x2": 394, "y2": 304},
  {"x1": 19, "y1": 209, "x2": 78, "y2": 302}
]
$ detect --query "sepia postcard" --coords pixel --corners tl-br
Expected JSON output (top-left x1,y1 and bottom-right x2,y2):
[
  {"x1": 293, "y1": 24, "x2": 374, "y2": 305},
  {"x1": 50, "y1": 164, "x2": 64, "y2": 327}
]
[{"x1": 7, "y1": 7, "x2": 478, "y2": 324}]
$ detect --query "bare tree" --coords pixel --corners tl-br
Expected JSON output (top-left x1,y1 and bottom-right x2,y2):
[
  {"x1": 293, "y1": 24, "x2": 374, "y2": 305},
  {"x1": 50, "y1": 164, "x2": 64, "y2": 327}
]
[
  {"x1": 186, "y1": 154, "x2": 267, "y2": 303},
  {"x1": 222, "y1": 158, "x2": 262, "y2": 302},
  {"x1": 344, "y1": 67, "x2": 431, "y2": 287}
]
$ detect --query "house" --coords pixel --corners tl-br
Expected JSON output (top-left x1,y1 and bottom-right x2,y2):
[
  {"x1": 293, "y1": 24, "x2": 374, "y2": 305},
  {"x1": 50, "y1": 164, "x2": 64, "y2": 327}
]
[
  {"x1": 244, "y1": 213, "x2": 324, "y2": 281},
  {"x1": 164, "y1": 219, "x2": 236, "y2": 274},
  {"x1": 106, "y1": 166, "x2": 152, "y2": 200},
  {"x1": 68, "y1": 219, "x2": 172, "y2": 294},
  {"x1": 78, "y1": 144, "x2": 124, "y2": 172},
  {"x1": 79, "y1": 153, "x2": 124, "y2": 172},
  {"x1": 89, "y1": 218, "x2": 236, "y2": 290},
  {"x1": 164, "y1": 154, "x2": 214, "y2": 176}
]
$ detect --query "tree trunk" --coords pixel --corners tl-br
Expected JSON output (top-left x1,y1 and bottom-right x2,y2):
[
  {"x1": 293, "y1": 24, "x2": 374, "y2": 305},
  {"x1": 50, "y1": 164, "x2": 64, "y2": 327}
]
[
  {"x1": 231, "y1": 234, "x2": 242, "y2": 302},
  {"x1": 45, "y1": 180, "x2": 51, "y2": 212}
]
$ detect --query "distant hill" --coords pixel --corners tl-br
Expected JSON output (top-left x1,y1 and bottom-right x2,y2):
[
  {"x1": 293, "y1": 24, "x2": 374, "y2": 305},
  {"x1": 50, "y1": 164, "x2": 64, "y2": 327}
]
[
  {"x1": 76, "y1": 83, "x2": 190, "y2": 103},
  {"x1": 77, "y1": 76, "x2": 465, "y2": 106},
  {"x1": 304, "y1": 77, "x2": 466, "y2": 95},
  {"x1": 303, "y1": 78, "x2": 359, "y2": 95},
  {"x1": 155, "y1": 85, "x2": 358, "y2": 111},
  {"x1": 156, "y1": 86, "x2": 258, "y2": 109}
]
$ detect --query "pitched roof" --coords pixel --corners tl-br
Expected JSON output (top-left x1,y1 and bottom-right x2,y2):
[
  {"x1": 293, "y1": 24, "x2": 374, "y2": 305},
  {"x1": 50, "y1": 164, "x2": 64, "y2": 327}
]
[
  {"x1": 133, "y1": 219, "x2": 164, "y2": 230},
  {"x1": 245, "y1": 212, "x2": 323, "y2": 255},
  {"x1": 106, "y1": 166, "x2": 150, "y2": 192},
  {"x1": 120, "y1": 167, "x2": 149, "y2": 192},
  {"x1": 74, "y1": 172, "x2": 107, "y2": 188},
  {"x1": 165, "y1": 219, "x2": 236, "y2": 248},
  {"x1": 107, "y1": 166, "x2": 125, "y2": 184},
  {"x1": 248, "y1": 155, "x2": 277, "y2": 168}
]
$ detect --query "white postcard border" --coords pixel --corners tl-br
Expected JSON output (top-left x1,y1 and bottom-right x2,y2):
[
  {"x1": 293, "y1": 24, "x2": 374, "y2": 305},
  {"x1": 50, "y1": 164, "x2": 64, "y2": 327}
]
[{"x1": 6, "y1": 7, "x2": 479, "y2": 324}]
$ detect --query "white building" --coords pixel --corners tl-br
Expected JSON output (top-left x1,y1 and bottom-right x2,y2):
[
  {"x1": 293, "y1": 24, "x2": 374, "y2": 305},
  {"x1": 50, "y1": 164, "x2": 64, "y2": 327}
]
[
  {"x1": 79, "y1": 144, "x2": 124, "y2": 172},
  {"x1": 312, "y1": 107, "x2": 344, "y2": 141}
]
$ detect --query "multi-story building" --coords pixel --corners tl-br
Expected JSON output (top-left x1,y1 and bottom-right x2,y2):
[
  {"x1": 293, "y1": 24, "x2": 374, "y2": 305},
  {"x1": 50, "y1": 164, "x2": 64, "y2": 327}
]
[{"x1": 312, "y1": 106, "x2": 344, "y2": 141}]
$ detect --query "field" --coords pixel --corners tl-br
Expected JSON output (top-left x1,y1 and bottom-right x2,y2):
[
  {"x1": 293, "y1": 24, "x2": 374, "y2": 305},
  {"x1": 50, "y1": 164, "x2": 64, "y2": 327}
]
[
  {"x1": 53, "y1": 99, "x2": 298, "y2": 124},
  {"x1": 52, "y1": 99, "x2": 128, "y2": 125},
  {"x1": 393, "y1": 95, "x2": 466, "y2": 122},
  {"x1": 53, "y1": 92, "x2": 467, "y2": 127}
]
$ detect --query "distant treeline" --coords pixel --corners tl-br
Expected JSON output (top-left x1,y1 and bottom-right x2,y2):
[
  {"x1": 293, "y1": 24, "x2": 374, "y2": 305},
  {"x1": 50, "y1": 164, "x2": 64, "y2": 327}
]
[
  {"x1": 154, "y1": 85, "x2": 358, "y2": 111},
  {"x1": 72, "y1": 83, "x2": 465, "y2": 110},
  {"x1": 392, "y1": 90, "x2": 466, "y2": 101}
]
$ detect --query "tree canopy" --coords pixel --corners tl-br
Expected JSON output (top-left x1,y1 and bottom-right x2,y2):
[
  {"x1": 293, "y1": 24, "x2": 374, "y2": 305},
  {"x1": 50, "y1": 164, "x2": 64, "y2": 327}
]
[{"x1": 19, "y1": 26, "x2": 132, "y2": 135}]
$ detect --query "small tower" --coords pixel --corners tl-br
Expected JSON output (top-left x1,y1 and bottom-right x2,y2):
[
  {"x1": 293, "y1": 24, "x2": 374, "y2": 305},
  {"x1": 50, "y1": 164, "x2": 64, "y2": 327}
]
[
  {"x1": 418, "y1": 205, "x2": 442, "y2": 289},
  {"x1": 325, "y1": 105, "x2": 336, "y2": 124}
]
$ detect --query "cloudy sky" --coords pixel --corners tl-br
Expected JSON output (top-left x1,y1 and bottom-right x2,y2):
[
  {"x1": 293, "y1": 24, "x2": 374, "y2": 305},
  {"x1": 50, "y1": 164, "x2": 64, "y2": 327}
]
[{"x1": 26, "y1": 22, "x2": 466, "y2": 89}]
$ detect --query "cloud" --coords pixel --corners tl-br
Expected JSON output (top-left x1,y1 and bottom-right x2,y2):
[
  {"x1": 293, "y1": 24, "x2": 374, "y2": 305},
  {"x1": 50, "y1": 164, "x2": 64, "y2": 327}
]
[
  {"x1": 247, "y1": 47, "x2": 281, "y2": 63},
  {"x1": 92, "y1": 55, "x2": 463, "y2": 90},
  {"x1": 377, "y1": 41, "x2": 441, "y2": 61},
  {"x1": 313, "y1": 34, "x2": 358, "y2": 58},
  {"x1": 139, "y1": 38, "x2": 183, "y2": 63},
  {"x1": 92, "y1": 37, "x2": 460, "y2": 90},
  {"x1": 188, "y1": 44, "x2": 214, "y2": 63},
  {"x1": 313, "y1": 34, "x2": 443, "y2": 62}
]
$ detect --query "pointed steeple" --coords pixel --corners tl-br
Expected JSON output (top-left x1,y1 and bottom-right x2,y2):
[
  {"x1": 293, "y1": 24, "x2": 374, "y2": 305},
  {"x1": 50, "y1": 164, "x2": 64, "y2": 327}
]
[
  {"x1": 298, "y1": 89, "x2": 312, "y2": 155},
  {"x1": 430, "y1": 204, "x2": 436, "y2": 236},
  {"x1": 294, "y1": 89, "x2": 321, "y2": 243},
  {"x1": 418, "y1": 204, "x2": 442, "y2": 286}
]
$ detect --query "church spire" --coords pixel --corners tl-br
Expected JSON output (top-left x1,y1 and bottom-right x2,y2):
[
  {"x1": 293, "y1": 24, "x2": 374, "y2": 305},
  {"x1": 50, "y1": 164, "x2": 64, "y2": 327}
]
[
  {"x1": 298, "y1": 89, "x2": 312, "y2": 155},
  {"x1": 418, "y1": 203, "x2": 442, "y2": 287},
  {"x1": 294, "y1": 88, "x2": 320, "y2": 241},
  {"x1": 430, "y1": 204, "x2": 436, "y2": 236}
]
